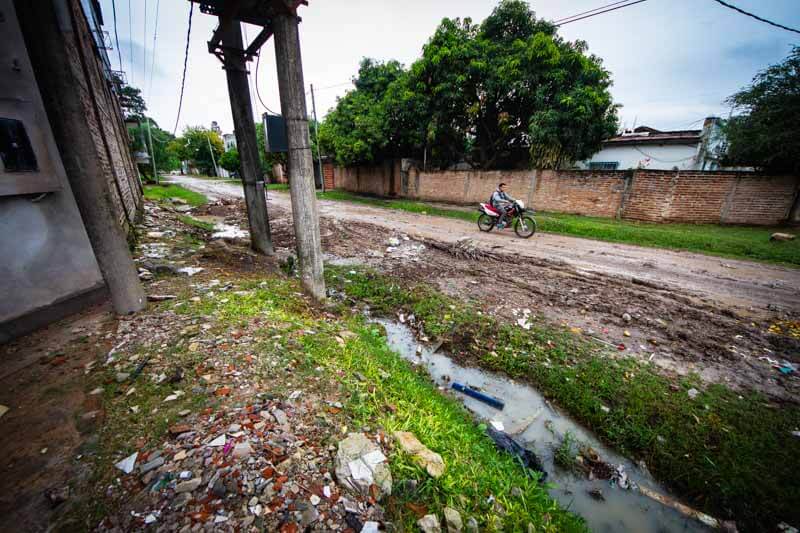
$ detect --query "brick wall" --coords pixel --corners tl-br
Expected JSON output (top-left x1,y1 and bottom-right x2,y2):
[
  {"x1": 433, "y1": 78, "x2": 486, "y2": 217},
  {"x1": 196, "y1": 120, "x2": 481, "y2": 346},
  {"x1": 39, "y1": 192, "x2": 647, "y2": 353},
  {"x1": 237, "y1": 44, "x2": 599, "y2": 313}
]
[
  {"x1": 534, "y1": 169, "x2": 629, "y2": 218},
  {"x1": 333, "y1": 161, "x2": 799, "y2": 225},
  {"x1": 322, "y1": 161, "x2": 335, "y2": 190},
  {"x1": 65, "y1": 0, "x2": 141, "y2": 233}
]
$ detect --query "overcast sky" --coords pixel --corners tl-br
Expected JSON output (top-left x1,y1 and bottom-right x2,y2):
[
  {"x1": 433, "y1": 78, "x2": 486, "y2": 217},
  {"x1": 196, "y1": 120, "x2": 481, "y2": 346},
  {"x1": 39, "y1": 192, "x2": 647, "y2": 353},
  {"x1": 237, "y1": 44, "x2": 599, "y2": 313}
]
[{"x1": 98, "y1": 0, "x2": 799, "y2": 136}]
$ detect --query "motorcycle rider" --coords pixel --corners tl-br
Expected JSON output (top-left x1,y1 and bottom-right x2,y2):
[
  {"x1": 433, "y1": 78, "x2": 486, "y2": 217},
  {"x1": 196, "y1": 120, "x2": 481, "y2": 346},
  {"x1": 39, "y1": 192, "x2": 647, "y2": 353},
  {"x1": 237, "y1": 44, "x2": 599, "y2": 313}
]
[{"x1": 491, "y1": 182, "x2": 515, "y2": 228}]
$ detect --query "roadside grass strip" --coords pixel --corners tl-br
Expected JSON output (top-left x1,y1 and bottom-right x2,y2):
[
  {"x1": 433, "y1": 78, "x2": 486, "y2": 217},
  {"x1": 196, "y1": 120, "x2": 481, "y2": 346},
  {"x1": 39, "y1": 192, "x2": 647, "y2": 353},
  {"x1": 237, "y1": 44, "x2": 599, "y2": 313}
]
[
  {"x1": 144, "y1": 184, "x2": 209, "y2": 207},
  {"x1": 326, "y1": 266, "x2": 800, "y2": 531},
  {"x1": 176, "y1": 277, "x2": 586, "y2": 531}
]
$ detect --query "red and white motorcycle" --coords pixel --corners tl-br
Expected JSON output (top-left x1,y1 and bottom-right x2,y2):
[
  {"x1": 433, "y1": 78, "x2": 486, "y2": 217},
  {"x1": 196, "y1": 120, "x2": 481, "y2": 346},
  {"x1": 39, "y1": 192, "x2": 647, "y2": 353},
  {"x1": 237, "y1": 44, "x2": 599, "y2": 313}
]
[{"x1": 477, "y1": 200, "x2": 537, "y2": 238}]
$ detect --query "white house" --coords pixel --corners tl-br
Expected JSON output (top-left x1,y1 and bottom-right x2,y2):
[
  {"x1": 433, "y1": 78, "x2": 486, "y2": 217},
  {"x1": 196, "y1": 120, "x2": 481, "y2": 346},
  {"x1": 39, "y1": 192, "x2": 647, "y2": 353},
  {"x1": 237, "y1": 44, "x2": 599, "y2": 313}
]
[
  {"x1": 223, "y1": 133, "x2": 237, "y2": 151},
  {"x1": 579, "y1": 117, "x2": 729, "y2": 171}
]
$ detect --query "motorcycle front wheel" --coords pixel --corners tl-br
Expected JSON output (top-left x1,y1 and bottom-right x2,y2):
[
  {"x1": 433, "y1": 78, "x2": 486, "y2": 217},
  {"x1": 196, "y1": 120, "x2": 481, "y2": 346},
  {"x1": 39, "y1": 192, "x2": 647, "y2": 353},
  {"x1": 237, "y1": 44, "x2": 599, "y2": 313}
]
[
  {"x1": 477, "y1": 214, "x2": 495, "y2": 232},
  {"x1": 514, "y1": 215, "x2": 537, "y2": 238}
]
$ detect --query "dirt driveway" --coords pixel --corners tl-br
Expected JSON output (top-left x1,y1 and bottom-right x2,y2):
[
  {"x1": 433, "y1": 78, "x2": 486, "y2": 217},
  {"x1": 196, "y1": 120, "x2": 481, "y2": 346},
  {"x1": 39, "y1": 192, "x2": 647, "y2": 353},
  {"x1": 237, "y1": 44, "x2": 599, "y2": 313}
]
[{"x1": 171, "y1": 176, "x2": 800, "y2": 401}]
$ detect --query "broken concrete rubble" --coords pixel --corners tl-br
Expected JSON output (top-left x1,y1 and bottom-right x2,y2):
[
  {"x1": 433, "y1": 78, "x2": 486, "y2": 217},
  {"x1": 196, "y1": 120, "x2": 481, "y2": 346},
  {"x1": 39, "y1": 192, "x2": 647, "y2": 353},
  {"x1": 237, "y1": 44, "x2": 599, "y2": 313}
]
[
  {"x1": 393, "y1": 431, "x2": 445, "y2": 478},
  {"x1": 335, "y1": 432, "x2": 392, "y2": 498}
]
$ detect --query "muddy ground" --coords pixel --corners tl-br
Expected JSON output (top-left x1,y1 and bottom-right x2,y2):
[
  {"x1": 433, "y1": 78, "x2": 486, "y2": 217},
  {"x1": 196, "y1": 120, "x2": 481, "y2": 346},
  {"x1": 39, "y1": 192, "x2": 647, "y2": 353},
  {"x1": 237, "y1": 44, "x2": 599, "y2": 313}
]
[{"x1": 180, "y1": 178, "x2": 800, "y2": 403}]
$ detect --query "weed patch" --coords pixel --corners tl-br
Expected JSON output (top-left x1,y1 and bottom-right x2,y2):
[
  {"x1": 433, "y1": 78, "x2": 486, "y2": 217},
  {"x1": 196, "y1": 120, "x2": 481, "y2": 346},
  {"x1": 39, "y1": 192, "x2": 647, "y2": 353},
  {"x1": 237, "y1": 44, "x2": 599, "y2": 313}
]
[
  {"x1": 326, "y1": 265, "x2": 800, "y2": 531},
  {"x1": 143, "y1": 184, "x2": 208, "y2": 207}
]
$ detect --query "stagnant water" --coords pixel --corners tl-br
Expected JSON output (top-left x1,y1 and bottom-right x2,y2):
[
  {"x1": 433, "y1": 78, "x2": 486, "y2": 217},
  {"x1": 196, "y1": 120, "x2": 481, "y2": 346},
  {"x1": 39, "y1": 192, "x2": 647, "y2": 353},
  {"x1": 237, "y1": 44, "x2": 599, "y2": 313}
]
[{"x1": 377, "y1": 319, "x2": 714, "y2": 533}]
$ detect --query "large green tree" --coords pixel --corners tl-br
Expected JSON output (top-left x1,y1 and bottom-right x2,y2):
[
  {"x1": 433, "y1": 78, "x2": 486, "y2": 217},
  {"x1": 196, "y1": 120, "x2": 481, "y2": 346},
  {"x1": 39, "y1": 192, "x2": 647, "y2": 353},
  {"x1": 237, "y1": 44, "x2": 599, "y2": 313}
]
[
  {"x1": 169, "y1": 127, "x2": 224, "y2": 176},
  {"x1": 723, "y1": 46, "x2": 800, "y2": 174},
  {"x1": 219, "y1": 149, "x2": 240, "y2": 174},
  {"x1": 113, "y1": 74, "x2": 147, "y2": 120},
  {"x1": 320, "y1": 0, "x2": 618, "y2": 169}
]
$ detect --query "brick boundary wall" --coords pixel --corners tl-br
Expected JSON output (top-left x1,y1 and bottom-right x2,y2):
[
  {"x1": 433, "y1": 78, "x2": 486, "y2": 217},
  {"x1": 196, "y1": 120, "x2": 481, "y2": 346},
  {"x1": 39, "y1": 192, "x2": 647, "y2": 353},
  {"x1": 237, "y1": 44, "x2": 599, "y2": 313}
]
[
  {"x1": 66, "y1": 0, "x2": 142, "y2": 233},
  {"x1": 331, "y1": 161, "x2": 799, "y2": 226}
]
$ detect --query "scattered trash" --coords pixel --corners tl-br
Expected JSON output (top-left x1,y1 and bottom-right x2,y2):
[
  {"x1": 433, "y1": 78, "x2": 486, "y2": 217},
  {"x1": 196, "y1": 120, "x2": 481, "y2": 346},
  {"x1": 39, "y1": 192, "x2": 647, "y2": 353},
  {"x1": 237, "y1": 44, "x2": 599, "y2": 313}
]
[
  {"x1": 44, "y1": 486, "x2": 70, "y2": 507},
  {"x1": 637, "y1": 485, "x2": 737, "y2": 531},
  {"x1": 114, "y1": 452, "x2": 138, "y2": 474},
  {"x1": 611, "y1": 464, "x2": 635, "y2": 490},
  {"x1": 486, "y1": 427, "x2": 546, "y2": 481},
  {"x1": 451, "y1": 383, "x2": 504, "y2": 410},
  {"x1": 770, "y1": 232, "x2": 795, "y2": 242},
  {"x1": 490, "y1": 420, "x2": 505, "y2": 432},
  {"x1": 0, "y1": 405, "x2": 8, "y2": 419},
  {"x1": 207, "y1": 434, "x2": 226, "y2": 447},
  {"x1": 687, "y1": 388, "x2": 699, "y2": 400},
  {"x1": 587, "y1": 488, "x2": 605, "y2": 501},
  {"x1": 335, "y1": 433, "x2": 392, "y2": 498},
  {"x1": 147, "y1": 294, "x2": 177, "y2": 302},
  {"x1": 393, "y1": 431, "x2": 445, "y2": 478},
  {"x1": 177, "y1": 267, "x2": 204, "y2": 276}
]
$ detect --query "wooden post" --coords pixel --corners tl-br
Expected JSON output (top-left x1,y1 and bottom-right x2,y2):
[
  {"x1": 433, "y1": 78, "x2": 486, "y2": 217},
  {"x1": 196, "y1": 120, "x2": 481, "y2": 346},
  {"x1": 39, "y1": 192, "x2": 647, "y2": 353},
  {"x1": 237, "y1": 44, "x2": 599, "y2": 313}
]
[
  {"x1": 15, "y1": 0, "x2": 146, "y2": 314},
  {"x1": 273, "y1": 12, "x2": 325, "y2": 300},
  {"x1": 219, "y1": 19, "x2": 273, "y2": 254}
]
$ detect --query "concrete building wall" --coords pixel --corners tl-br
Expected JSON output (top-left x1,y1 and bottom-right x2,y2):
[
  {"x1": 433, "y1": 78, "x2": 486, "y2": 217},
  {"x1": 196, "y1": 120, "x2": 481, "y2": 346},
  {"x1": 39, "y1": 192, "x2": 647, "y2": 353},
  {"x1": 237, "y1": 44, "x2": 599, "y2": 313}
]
[
  {"x1": 578, "y1": 143, "x2": 700, "y2": 171},
  {"x1": 331, "y1": 161, "x2": 799, "y2": 226},
  {"x1": 0, "y1": 0, "x2": 104, "y2": 337}
]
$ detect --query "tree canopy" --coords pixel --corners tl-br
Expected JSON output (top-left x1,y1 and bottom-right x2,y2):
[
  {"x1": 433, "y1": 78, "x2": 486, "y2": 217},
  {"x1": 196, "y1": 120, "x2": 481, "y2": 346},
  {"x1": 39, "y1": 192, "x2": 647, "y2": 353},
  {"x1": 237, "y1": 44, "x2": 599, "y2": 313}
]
[
  {"x1": 722, "y1": 46, "x2": 800, "y2": 174},
  {"x1": 219, "y1": 149, "x2": 240, "y2": 174},
  {"x1": 113, "y1": 74, "x2": 147, "y2": 121},
  {"x1": 320, "y1": 0, "x2": 618, "y2": 169},
  {"x1": 168, "y1": 127, "x2": 224, "y2": 176}
]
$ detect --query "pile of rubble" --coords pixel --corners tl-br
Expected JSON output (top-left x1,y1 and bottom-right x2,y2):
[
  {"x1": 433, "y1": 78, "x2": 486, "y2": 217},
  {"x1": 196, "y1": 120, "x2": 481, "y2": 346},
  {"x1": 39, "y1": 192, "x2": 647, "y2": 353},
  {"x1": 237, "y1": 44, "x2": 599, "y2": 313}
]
[{"x1": 99, "y1": 392, "x2": 391, "y2": 532}]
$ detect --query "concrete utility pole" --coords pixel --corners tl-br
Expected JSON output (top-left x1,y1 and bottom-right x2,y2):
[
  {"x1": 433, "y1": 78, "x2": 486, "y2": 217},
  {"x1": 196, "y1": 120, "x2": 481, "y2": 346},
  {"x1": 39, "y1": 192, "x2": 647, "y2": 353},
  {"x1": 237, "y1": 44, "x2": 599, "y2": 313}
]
[
  {"x1": 205, "y1": 131, "x2": 220, "y2": 177},
  {"x1": 16, "y1": 0, "x2": 146, "y2": 314},
  {"x1": 310, "y1": 83, "x2": 324, "y2": 193},
  {"x1": 146, "y1": 118, "x2": 158, "y2": 184},
  {"x1": 218, "y1": 19, "x2": 273, "y2": 254},
  {"x1": 274, "y1": 11, "x2": 325, "y2": 300}
]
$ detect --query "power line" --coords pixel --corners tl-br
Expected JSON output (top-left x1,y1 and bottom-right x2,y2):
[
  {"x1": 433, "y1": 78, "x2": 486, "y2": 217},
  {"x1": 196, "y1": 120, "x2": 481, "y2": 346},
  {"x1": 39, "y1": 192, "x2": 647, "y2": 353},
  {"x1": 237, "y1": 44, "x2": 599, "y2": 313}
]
[
  {"x1": 111, "y1": 0, "x2": 123, "y2": 71},
  {"x1": 255, "y1": 50, "x2": 278, "y2": 115},
  {"x1": 554, "y1": 0, "x2": 634, "y2": 24},
  {"x1": 143, "y1": 0, "x2": 147, "y2": 88},
  {"x1": 556, "y1": 0, "x2": 648, "y2": 26},
  {"x1": 128, "y1": 0, "x2": 133, "y2": 83},
  {"x1": 147, "y1": 0, "x2": 160, "y2": 100},
  {"x1": 172, "y1": 1, "x2": 193, "y2": 136},
  {"x1": 710, "y1": 0, "x2": 800, "y2": 35}
]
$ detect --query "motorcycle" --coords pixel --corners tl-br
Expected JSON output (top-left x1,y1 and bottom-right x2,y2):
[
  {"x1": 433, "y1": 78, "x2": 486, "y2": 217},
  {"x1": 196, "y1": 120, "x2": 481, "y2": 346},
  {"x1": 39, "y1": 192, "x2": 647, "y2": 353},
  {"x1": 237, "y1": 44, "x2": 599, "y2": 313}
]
[{"x1": 477, "y1": 200, "x2": 537, "y2": 238}]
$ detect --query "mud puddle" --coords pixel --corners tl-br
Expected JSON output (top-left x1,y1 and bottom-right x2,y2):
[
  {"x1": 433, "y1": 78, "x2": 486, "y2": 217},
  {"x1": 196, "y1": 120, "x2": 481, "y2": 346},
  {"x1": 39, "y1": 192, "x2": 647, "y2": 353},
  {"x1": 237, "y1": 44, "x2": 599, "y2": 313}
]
[{"x1": 378, "y1": 319, "x2": 718, "y2": 533}]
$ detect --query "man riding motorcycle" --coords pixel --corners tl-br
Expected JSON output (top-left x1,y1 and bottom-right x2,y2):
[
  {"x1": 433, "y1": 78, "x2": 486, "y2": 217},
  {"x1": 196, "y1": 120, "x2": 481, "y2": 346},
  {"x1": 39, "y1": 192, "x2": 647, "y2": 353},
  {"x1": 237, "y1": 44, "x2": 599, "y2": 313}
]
[{"x1": 490, "y1": 182, "x2": 516, "y2": 228}]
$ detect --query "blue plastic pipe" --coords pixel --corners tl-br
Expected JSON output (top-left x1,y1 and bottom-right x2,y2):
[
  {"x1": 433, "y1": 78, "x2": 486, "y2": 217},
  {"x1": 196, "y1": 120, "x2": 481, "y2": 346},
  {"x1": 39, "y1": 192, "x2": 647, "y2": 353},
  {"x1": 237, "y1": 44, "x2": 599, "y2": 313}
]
[{"x1": 451, "y1": 382, "x2": 505, "y2": 410}]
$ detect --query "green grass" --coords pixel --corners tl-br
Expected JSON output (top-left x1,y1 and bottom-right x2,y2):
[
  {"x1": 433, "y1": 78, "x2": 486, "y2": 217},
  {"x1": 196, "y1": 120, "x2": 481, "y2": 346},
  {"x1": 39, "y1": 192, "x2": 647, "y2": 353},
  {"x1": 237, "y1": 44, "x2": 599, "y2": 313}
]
[
  {"x1": 326, "y1": 265, "x2": 800, "y2": 532},
  {"x1": 143, "y1": 184, "x2": 208, "y2": 207},
  {"x1": 177, "y1": 215, "x2": 215, "y2": 231},
  {"x1": 318, "y1": 190, "x2": 800, "y2": 266},
  {"x1": 172, "y1": 277, "x2": 586, "y2": 532}
]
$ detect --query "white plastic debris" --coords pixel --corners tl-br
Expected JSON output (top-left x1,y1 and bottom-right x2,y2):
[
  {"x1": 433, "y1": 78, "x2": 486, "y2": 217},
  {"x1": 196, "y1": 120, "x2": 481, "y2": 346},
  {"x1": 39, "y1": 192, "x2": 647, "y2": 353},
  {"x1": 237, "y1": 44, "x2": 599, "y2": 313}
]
[
  {"x1": 490, "y1": 420, "x2": 505, "y2": 432},
  {"x1": 207, "y1": 435, "x2": 226, "y2": 447},
  {"x1": 114, "y1": 452, "x2": 138, "y2": 474}
]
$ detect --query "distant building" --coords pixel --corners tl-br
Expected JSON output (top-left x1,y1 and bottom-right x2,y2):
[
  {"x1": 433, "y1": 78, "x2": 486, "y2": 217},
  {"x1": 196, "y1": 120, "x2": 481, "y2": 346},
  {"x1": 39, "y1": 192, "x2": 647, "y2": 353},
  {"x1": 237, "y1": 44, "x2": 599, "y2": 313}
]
[
  {"x1": 223, "y1": 133, "x2": 237, "y2": 151},
  {"x1": 210, "y1": 120, "x2": 222, "y2": 135},
  {"x1": 579, "y1": 117, "x2": 734, "y2": 171}
]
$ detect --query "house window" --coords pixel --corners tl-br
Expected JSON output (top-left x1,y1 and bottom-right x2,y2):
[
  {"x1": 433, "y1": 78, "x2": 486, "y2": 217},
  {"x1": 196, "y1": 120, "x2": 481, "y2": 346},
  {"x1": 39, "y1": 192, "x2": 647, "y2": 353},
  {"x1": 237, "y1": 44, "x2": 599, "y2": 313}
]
[
  {"x1": 0, "y1": 118, "x2": 38, "y2": 172},
  {"x1": 589, "y1": 161, "x2": 619, "y2": 170}
]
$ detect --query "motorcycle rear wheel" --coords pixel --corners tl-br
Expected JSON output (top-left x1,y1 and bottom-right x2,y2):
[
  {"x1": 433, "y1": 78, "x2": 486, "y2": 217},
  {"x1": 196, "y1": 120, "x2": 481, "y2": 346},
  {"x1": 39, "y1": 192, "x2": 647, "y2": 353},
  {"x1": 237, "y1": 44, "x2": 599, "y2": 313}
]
[
  {"x1": 514, "y1": 215, "x2": 537, "y2": 238},
  {"x1": 477, "y1": 214, "x2": 495, "y2": 232}
]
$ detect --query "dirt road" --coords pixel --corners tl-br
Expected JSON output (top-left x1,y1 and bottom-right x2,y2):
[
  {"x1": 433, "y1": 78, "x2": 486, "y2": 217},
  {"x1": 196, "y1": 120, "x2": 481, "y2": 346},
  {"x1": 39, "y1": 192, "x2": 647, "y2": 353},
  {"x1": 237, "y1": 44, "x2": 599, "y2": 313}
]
[{"x1": 172, "y1": 176, "x2": 800, "y2": 315}]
